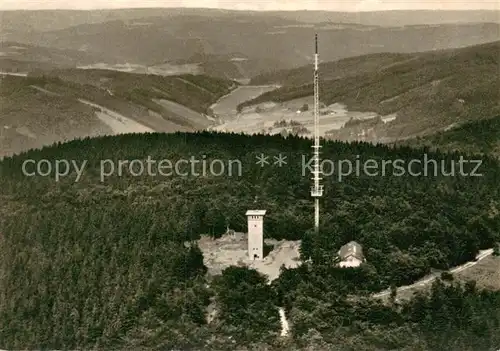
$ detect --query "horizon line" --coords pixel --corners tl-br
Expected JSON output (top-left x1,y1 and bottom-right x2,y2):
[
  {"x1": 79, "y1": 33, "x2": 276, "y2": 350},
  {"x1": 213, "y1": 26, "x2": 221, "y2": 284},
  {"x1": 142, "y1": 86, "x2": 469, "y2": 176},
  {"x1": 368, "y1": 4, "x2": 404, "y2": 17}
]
[{"x1": 1, "y1": 7, "x2": 498, "y2": 12}]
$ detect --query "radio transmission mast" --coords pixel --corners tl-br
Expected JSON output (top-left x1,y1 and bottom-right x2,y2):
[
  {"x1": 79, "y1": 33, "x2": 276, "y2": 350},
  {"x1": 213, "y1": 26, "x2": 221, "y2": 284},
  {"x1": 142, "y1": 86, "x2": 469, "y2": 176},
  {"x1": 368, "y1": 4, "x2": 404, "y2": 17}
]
[{"x1": 310, "y1": 33, "x2": 323, "y2": 233}]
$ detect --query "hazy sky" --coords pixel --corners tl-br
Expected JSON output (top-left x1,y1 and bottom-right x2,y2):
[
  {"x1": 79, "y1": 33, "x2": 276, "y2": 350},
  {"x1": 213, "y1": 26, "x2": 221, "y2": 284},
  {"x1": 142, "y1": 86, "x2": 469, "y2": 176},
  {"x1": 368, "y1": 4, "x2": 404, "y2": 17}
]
[{"x1": 1, "y1": 0, "x2": 498, "y2": 11}]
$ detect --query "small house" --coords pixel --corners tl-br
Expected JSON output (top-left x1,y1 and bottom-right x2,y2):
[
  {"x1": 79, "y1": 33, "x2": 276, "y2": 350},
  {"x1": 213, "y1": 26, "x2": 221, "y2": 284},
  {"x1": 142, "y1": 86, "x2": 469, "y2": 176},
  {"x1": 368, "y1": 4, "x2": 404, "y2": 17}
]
[{"x1": 338, "y1": 241, "x2": 364, "y2": 268}]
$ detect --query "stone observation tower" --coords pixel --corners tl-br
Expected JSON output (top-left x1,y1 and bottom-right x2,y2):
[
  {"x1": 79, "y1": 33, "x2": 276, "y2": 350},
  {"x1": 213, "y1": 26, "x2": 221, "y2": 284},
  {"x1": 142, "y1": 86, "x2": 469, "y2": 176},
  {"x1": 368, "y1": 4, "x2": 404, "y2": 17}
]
[{"x1": 246, "y1": 210, "x2": 266, "y2": 260}]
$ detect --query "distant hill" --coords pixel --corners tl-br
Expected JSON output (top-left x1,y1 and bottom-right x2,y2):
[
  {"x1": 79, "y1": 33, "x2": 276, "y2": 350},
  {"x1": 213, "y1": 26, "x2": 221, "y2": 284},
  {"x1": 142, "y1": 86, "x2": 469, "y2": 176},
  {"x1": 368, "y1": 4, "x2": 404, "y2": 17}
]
[
  {"x1": 240, "y1": 41, "x2": 500, "y2": 142},
  {"x1": 37, "y1": 68, "x2": 235, "y2": 114},
  {"x1": 1, "y1": 9, "x2": 498, "y2": 32},
  {"x1": 198, "y1": 58, "x2": 285, "y2": 82},
  {"x1": 0, "y1": 8, "x2": 243, "y2": 32},
  {"x1": 1, "y1": 10, "x2": 498, "y2": 80},
  {"x1": 0, "y1": 71, "x2": 234, "y2": 157},
  {"x1": 398, "y1": 115, "x2": 500, "y2": 157},
  {"x1": 171, "y1": 52, "x2": 284, "y2": 81},
  {"x1": 250, "y1": 51, "x2": 412, "y2": 86},
  {"x1": 0, "y1": 58, "x2": 59, "y2": 72},
  {"x1": 269, "y1": 10, "x2": 500, "y2": 26},
  {"x1": 0, "y1": 41, "x2": 107, "y2": 66}
]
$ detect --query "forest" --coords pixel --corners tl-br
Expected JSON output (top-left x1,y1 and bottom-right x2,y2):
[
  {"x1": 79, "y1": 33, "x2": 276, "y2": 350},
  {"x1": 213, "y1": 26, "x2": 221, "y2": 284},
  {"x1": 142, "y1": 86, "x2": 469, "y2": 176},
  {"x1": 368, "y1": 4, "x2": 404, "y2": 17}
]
[
  {"x1": 0, "y1": 131, "x2": 499, "y2": 349},
  {"x1": 237, "y1": 41, "x2": 500, "y2": 139}
]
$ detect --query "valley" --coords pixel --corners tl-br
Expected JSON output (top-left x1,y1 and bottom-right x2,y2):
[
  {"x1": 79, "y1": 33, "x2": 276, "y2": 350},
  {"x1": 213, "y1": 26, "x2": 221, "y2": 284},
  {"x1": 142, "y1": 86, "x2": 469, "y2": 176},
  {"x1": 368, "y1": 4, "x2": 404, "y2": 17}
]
[
  {"x1": 239, "y1": 41, "x2": 500, "y2": 143},
  {"x1": 210, "y1": 85, "x2": 280, "y2": 121},
  {"x1": 212, "y1": 94, "x2": 394, "y2": 138}
]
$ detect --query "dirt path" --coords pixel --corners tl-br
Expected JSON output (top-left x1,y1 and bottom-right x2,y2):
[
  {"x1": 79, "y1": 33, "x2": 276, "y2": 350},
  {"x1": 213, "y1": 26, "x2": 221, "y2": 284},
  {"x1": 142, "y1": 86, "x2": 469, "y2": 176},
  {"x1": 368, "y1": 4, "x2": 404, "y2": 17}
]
[
  {"x1": 278, "y1": 307, "x2": 290, "y2": 337},
  {"x1": 373, "y1": 248, "x2": 494, "y2": 298}
]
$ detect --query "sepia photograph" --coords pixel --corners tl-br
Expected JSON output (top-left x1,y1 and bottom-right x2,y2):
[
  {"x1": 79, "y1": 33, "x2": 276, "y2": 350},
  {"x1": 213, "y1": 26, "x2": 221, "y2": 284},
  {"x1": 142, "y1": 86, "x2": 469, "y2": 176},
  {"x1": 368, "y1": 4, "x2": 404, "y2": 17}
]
[{"x1": 0, "y1": 0, "x2": 499, "y2": 350}]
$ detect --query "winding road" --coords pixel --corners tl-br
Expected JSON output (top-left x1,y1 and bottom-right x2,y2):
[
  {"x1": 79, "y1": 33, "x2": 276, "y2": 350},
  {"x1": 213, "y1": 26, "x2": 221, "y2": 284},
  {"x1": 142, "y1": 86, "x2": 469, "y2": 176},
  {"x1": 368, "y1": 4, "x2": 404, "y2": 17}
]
[{"x1": 373, "y1": 248, "x2": 494, "y2": 298}]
